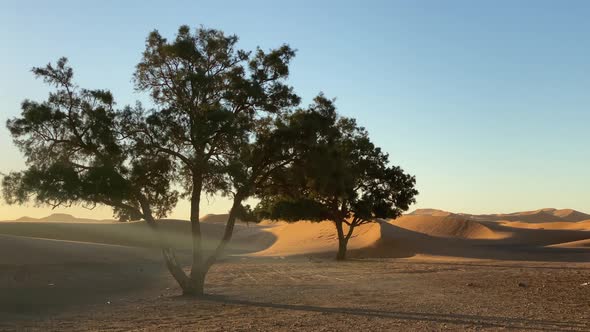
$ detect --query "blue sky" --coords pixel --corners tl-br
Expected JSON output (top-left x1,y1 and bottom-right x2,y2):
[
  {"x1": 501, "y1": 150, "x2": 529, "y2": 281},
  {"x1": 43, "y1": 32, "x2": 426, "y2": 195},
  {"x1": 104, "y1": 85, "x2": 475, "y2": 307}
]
[{"x1": 1, "y1": 0, "x2": 590, "y2": 219}]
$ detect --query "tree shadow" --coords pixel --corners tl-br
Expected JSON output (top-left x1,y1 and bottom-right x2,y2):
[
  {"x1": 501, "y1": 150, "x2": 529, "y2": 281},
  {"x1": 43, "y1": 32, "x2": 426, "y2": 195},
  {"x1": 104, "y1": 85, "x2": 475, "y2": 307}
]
[{"x1": 181, "y1": 294, "x2": 589, "y2": 331}]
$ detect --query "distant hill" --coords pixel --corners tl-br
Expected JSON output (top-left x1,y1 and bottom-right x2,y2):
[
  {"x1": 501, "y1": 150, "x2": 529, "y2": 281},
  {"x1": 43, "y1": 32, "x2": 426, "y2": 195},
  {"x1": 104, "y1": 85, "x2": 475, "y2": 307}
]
[
  {"x1": 7, "y1": 208, "x2": 590, "y2": 224},
  {"x1": 5, "y1": 213, "x2": 234, "y2": 224},
  {"x1": 550, "y1": 209, "x2": 590, "y2": 222},
  {"x1": 6, "y1": 213, "x2": 116, "y2": 223},
  {"x1": 200, "y1": 214, "x2": 247, "y2": 223},
  {"x1": 14, "y1": 211, "x2": 380, "y2": 224},
  {"x1": 408, "y1": 208, "x2": 590, "y2": 223},
  {"x1": 200, "y1": 214, "x2": 230, "y2": 223},
  {"x1": 408, "y1": 209, "x2": 456, "y2": 217}
]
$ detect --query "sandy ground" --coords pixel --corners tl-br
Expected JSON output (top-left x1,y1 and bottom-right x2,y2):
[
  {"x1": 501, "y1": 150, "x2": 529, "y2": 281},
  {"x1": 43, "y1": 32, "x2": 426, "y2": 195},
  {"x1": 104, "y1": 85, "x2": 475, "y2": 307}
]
[
  {"x1": 1, "y1": 211, "x2": 589, "y2": 331},
  {"x1": 2, "y1": 256, "x2": 590, "y2": 331}
]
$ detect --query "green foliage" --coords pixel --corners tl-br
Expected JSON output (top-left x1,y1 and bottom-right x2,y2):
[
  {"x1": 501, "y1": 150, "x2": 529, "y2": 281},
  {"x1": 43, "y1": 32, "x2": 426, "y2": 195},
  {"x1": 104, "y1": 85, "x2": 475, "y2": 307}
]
[
  {"x1": 3, "y1": 25, "x2": 305, "y2": 225},
  {"x1": 232, "y1": 204, "x2": 258, "y2": 223},
  {"x1": 3, "y1": 58, "x2": 178, "y2": 221},
  {"x1": 132, "y1": 25, "x2": 301, "y2": 200},
  {"x1": 255, "y1": 96, "x2": 418, "y2": 225},
  {"x1": 253, "y1": 197, "x2": 330, "y2": 222}
]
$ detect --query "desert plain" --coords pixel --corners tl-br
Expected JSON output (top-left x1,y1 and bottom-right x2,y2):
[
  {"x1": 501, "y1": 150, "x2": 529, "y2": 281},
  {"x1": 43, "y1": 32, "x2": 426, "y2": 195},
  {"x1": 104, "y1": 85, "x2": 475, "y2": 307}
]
[{"x1": 1, "y1": 208, "x2": 589, "y2": 331}]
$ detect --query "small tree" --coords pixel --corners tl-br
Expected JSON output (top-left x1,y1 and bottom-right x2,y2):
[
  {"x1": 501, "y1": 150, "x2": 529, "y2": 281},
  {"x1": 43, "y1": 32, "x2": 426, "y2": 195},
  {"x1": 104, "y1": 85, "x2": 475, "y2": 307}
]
[{"x1": 255, "y1": 96, "x2": 418, "y2": 260}]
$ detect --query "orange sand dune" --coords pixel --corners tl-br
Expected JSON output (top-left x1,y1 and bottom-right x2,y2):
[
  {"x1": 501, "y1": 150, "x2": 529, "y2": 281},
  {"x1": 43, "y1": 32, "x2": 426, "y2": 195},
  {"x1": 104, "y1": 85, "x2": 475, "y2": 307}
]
[
  {"x1": 501, "y1": 220, "x2": 590, "y2": 231},
  {"x1": 408, "y1": 209, "x2": 455, "y2": 217},
  {"x1": 412, "y1": 208, "x2": 590, "y2": 223},
  {"x1": 1, "y1": 211, "x2": 588, "y2": 262},
  {"x1": 249, "y1": 214, "x2": 589, "y2": 261},
  {"x1": 250, "y1": 215, "x2": 507, "y2": 258},
  {"x1": 250, "y1": 221, "x2": 381, "y2": 257},
  {"x1": 390, "y1": 215, "x2": 508, "y2": 239},
  {"x1": 550, "y1": 209, "x2": 590, "y2": 222}
]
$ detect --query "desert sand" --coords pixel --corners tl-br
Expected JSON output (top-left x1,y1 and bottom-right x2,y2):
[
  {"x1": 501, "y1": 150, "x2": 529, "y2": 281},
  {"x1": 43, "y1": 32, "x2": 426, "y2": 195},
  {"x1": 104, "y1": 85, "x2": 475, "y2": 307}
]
[{"x1": 1, "y1": 209, "x2": 589, "y2": 331}]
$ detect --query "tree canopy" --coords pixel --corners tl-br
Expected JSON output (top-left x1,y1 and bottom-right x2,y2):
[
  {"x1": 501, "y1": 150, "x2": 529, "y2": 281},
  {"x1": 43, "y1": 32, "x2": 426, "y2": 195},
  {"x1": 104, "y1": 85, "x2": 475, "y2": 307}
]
[
  {"x1": 253, "y1": 96, "x2": 418, "y2": 260},
  {"x1": 3, "y1": 58, "x2": 178, "y2": 222},
  {"x1": 128, "y1": 25, "x2": 304, "y2": 294}
]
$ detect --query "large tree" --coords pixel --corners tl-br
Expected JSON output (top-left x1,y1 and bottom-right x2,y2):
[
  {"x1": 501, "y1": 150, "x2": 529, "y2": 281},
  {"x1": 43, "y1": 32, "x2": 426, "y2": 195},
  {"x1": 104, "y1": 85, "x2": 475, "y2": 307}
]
[
  {"x1": 126, "y1": 25, "x2": 302, "y2": 295},
  {"x1": 3, "y1": 25, "x2": 307, "y2": 296},
  {"x1": 254, "y1": 96, "x2": 419, "y2": 260}
]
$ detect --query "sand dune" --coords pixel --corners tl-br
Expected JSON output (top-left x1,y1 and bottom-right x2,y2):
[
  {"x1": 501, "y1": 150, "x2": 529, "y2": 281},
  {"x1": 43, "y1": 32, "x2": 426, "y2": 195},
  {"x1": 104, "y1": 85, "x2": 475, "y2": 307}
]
[
  {"x1": 0, "y1": 218, "x2": 274, "y2": 256},
  {"x1": 200, "y1": 214, "x2": 233, "y2": 223},
  {"x1": 412, "y1": 208, "x2": 590, "y2": 223},
  {"x1": 0, "y1": 234, "x2": 159, "y2": 265},
  {"x1": 249, "y1": 221, "x2": 381, "y2": 257},
  {"x1": 1, "y1": 210, "x2": 588, "y2": 262},
  {"x1": 390, "y1": 215, "x2": 507, "y2": 239},
  {"x1": 500, "y1": 220, "x2": 590, "y2": 231},
  {"x1": 248, "y1": 214, "x2": 589, "y2": 261},
  {"x1": 408, "y1": 209, "x2": 455, "y2": 217},
  {"x1": 493, "y1": 210, "x2": 565, "y2": 223},
  {"x1": 552, "y1": 209, "x2": 590, "y2": 221}
]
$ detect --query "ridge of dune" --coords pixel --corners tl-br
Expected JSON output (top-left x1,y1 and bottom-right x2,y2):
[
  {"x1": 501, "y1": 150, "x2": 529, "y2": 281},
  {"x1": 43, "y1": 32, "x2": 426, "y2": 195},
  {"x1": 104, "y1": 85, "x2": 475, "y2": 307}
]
[
  {"x1": 489, "y1": 208, "x2": 590, "y2": 222},
  {"x1": 408, "y1": 209, "x2": 455, "y2": 217},
  {"x1": 391, "y1": 215, "x2": 507, "y2": 239},
  {"x1": 413, "y1": 208, "x2": 590, "y2": 223},
  {"x1": 501, "y1": 220, "x2": 590, "y2": 231},
  {"x1": 489, "y1": 210, "x2": 560, "y2": 223},
  {"x1": 547, "y1": 238, "x2": 590, "y2": 249},
  {"x1": 514, "y1": 208, "x2": 556, "y2": 216},
  {"x1": 552, "y1": 209, "x2": 590, "y2": 222}
]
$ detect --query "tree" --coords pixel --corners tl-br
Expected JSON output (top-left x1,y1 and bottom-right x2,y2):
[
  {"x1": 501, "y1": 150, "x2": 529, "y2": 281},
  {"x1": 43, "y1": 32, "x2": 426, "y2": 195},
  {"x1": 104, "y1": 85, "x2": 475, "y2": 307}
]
[
  {"x1": 3, "y1": 25, "x2": 307, "y2": 296},
  {"x1": 126, "y1": 25, "x2": 302, "y2": 295},
  {"x1": 254, "y1": 96, "x2": 419, "y2": 260}
]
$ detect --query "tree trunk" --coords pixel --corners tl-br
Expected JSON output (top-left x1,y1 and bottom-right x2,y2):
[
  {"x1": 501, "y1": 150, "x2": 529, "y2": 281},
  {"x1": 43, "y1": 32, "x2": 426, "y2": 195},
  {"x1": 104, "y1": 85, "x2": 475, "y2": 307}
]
[
  {"x1": 189, "y1": 176, "x2": 205, "y2": 295},
  {"x1": 334, "y1": 219, "x2": 348, "y2": 261},
  {"x1": 336, "y1": 237, "x2": 348, "y2": 260},
  {"x1": 182, "y1": 264, "x2": 207, "y2": 296},
  {"x1": 161, "y1": 248, "x2": 192, "y2": 291},
  {"x1": 334, "y1": 218, "x2": 356, "y2": 261},
  {"x1": 206, "y1": 193, "x2": 244, "y2": 269},
  {"x1": 141, "y1": 177, "x2": 243, "y2": 296},
  {"x1": 139, "y1": 199, "x2": 193, "y2": 293}
]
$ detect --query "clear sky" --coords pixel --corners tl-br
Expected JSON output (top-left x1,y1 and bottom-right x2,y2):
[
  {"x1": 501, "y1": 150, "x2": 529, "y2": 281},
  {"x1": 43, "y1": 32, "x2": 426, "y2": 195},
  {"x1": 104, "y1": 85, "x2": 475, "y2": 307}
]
[{"x1": 1, "y1": 0, "x2": 589, "y2": 220}]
